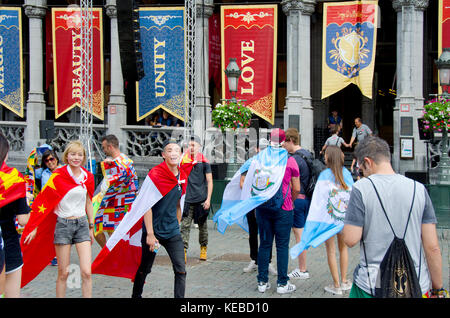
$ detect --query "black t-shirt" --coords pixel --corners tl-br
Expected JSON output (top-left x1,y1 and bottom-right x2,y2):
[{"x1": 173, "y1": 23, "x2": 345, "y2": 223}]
[
  {"x1": 143, "y1": 181, "x2": 182, "y2": 240},
  {"x1": 185, "y1": 162, "x2": 211, "y2": 204},
  {"x1": 290, "y1": 149, "x2": 311, "y2": 196},
  {"x1": 0, "y1": 197, "x2": 30, "y2": 241}
]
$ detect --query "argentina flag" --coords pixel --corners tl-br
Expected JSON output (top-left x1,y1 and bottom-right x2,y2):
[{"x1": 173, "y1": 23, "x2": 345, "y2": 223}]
[
  {"x1": 213, "y1": 146, "x2": 288, "y2": 234},
  {"x1": 290, "y1": 167, "x2": 354, "y2": 259}
]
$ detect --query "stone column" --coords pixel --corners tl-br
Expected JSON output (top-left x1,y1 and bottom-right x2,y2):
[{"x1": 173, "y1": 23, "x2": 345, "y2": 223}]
[
  {"x1": 24, "y1": 0, "x2": 47, "y2": 154},
  {"x1": 392, "y1": 0, "x2": 429, "y2": 174},
  {"x1": 282, "y1": 0, "x2": 316, "y2": 151},
  {"x1": 192, "y1": 0, "x2": 214, "y2": 143},
  {"x1": 106, "y1": 0, "x2": 127, "y2": 153}
]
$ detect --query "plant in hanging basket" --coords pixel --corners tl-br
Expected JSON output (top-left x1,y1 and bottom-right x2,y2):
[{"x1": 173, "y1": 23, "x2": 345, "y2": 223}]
[
  {"x1": 421, "y1": 97, "x2": 450, "y2": 132},
  {"x1": 211, "y1": 101, "x2": 253, "y2": 132}
]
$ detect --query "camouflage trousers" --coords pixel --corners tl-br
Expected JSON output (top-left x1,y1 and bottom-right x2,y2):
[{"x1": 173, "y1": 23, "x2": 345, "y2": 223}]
[{"x1": 180, "y1": 203, "x2": 208, "y2": 250}]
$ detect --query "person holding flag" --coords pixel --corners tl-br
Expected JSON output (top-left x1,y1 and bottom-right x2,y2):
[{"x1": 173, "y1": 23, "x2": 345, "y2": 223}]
[
  {"x1": 0, "y1": 133, "x2": 29, "y2": 297},
  {"x1": 180, "y1": 136, "x2": 213, "y2": 262},
  {"x1": 93, "y1": 135, "x2": 139, "y2": 248},
  {"x1": 21, "y1": 140, "x2": 95, "y2": 298}
]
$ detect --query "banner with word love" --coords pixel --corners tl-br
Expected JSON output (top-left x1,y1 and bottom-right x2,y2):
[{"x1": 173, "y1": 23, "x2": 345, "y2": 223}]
[
  {"x1": 221, "y1": 5, "x2": 277, "y2": 125},
  {"x1": 322, "y1": 1, "x2": 378, "y2": 99},
  {"x1": 439, "y1": 0, "x2": 450, "y2": 95},
  {"x1": 137, "y1": 7, "x2": 186, "y2": 122},
  {"x1": 0, "y1": 7, "x2": 23, "y2": 118},
  {"x1": 52, "y1": 8, "x2": 104, "y2": 120}
]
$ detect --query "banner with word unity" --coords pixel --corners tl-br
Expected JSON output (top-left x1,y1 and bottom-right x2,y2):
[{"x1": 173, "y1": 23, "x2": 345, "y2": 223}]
[
  {"x1": 439, "y1": 0, "x2": 450, "y2": 95},
  {"x1": 0, "y1": 7, "x2": 23, "y2": 117},
  {"x1": 52, "y1": 8, "x2": 104, "y2": 120},
  {"x1": 322, "y1": 1, "x2": 378, "y2": 99},
  {"x1": 221, "y1": 5, "x2": 277, "y2": 125},
  {"x1": 137, "y1": 7, "x2": 186, "y2": 122}
]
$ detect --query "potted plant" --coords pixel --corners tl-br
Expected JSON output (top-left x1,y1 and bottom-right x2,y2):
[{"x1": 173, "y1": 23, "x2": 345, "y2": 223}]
[
  {"x1": 421, "y1": 97, "x2": 450, "y2": 134},
  {"x1": 211, "y1": 101, "x2": 253, "y2": 132}
]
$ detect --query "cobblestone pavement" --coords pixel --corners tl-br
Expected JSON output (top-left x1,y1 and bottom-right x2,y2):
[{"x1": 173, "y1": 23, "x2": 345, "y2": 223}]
[{"x1": 20, "y1": 221, "x2": 449, "y2": 299}]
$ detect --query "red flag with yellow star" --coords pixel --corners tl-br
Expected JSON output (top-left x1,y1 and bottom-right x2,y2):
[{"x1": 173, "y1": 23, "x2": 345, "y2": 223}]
[
  {"x1": 20, "y1": 165, "x2": 95, "y2": 287},
  {"x1": 0, "y1": 162, "x2": 26, "y2": 209}
]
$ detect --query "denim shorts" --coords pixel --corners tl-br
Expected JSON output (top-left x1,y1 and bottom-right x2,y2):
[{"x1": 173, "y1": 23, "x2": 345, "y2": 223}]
[
  {"x1": 54, "y1": 216, "x2": 91, "y2": 245},
  {"x1": 293, "y1": 198, "x2": 311, "y2": 229}
]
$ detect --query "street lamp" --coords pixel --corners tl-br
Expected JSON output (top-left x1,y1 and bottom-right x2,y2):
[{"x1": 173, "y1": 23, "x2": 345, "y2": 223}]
[
  {"x1": 224, "y1": 58, "x2": 241, "y2": 102},
  {"x1": 436, "y1": 47, "x2": 450, "y2": 97}
]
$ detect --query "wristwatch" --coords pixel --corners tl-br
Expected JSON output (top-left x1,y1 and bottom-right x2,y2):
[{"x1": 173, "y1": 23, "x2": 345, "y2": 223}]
[{"x1": 89, "y1": 223, "x2": 94, "y2": 229}]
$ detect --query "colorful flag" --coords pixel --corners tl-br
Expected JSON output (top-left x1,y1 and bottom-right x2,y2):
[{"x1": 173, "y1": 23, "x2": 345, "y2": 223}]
[
  {"x1": 0, "y1": 7, "x2": 24, "y2": 117},
  {"x1": 180, "y1": 150, "x2": 209, "y2": 177},
  {"x1": 91, "y1": 161, "x2": 188, "y2": 280},
  {"x1": 212, "y1": 146, "x2": 288, "y2": 234},
  {"x1": 52, "y1": 7, "x2": 104, "y2": 120},
  {"x1": 20, "y1": 165, "x2": 95, "y2": 287},
  {"x1": 221, "y1": 5, "x2": 277, "y2": 124},
  {"x1": 0, "y1": 162, "x2": 26, "y2": 209},
  {"x1": 439, "y1": 0, "x2": 450, "y2": 95},
  {"x1": 93, "y1": 154, "x2": 139, "y2": 236},
  {"x1": 321, "y1": 1, "x2": 378, "y2": 99},
  {"x1": 289, "y1": 168, "x2": 354, "y2": 259}
]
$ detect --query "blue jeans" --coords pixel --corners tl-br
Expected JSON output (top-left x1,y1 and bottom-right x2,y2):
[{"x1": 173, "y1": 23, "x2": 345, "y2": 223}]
[{"x1": 256, "y1": 207, "x2": 293, "y2": 286}]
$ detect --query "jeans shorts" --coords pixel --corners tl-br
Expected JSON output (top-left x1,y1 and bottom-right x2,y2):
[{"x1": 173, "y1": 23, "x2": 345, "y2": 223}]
[
  {"x1": 293, "y1": 198, "x2": 311, "y2": 229},
  {"x1": 54, "y1": 216, "x2": 91, "y2": 245}
]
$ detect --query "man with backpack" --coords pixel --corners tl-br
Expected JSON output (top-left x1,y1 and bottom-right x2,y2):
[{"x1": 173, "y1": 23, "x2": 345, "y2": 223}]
[{"x1": 343, "y1": 136, "x2": 446, "y2": 298}]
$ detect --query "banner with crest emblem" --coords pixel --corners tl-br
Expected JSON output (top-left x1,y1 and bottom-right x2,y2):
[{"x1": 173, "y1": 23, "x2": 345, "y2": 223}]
[
  {"x1": 322, "y1": 1, "x2": 378, "y2": 99},
  {"x1": 52, "y1": 8, "x2": 104, "y2": 120},
  {"x1": 0, "y1": 7, "x2": 23, "y2": 117},
  {"x1": 136, "y1": 7, "x2": 186, "y2": 122},
  {"x1": 439, "y1": 0, "x2": 450, "y2": 95},
  {"x1": 221, "y1": 5, "x2": 277, "y2": 125}
]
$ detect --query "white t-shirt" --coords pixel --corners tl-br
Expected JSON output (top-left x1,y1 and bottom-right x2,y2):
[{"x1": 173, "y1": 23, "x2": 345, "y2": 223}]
[{"x1": 54, "y1": 166, "x2": 88, "y2": 219}]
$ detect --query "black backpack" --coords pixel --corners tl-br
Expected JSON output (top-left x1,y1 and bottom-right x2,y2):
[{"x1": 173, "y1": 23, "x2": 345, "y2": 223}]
[
  {"x1": 363, "y1": 179, "x2": 422, "y2": 298},
  {"x1": 293, "y1": 150, "x2": 326, "y2": 198}
]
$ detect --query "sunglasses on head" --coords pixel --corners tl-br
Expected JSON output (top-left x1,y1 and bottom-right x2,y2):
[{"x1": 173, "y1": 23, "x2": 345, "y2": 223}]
[{"x1": 45, "y1": 157, "x2": 56, "y2": 163}]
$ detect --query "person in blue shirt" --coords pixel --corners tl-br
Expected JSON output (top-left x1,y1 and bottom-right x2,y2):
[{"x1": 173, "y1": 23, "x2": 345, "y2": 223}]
[{"x1": 328, "y1": 110, "x2": 343, "y2": 135}]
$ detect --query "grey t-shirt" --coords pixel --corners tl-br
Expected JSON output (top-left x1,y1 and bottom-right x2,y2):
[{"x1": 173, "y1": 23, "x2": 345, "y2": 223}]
[
  {"x1": 352, "y1": 124, "x2": 372, "y2": 142},
  {"x1": 325, "y1": 135, "x2": 345, "y2": 147},
  {"x1": 344, "y1": 174, "x2": 437, "y2": 295}
]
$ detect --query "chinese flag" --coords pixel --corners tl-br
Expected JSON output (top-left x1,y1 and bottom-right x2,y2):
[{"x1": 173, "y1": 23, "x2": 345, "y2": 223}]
[
  {"x1": 20, "y1": 165, "x2": 95, "y2": 287},
  {"x1": 0, "y1": 162, "x2": 26, "y2": 209}
]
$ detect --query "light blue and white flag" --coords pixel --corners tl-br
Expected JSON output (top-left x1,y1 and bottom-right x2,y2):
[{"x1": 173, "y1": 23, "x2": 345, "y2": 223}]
[
  {"x1": 213, "y1": 146, "x2": 288, "y2": 234},
  {"x1": 289, "y1": 167, "x2": 354, "y2": 259}
]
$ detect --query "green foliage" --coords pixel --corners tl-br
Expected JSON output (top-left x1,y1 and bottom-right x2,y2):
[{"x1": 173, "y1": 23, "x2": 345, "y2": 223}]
[
  {"x1": 421, "y1": 98, "x2": 450, "y2": 132},
  {"x1": 211, "y1": 101, "x2": 253, "y2": 132}
]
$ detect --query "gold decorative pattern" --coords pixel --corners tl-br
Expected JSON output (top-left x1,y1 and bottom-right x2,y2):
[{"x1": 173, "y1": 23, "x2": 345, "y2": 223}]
[{"x1": 247, "y1": 93, "x2": 273, "y2": 122}]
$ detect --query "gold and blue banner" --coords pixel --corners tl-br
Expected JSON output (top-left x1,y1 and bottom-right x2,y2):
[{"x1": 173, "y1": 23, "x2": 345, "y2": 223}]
[
  {"x1": 0, "y1": 7, "x2": 23, "y2": 117},
  {"x1": 136, "y1": 7, "x2": 186, "y2": 122},
  {"x1": 322, "y1": 1, "x2": 378, "y2": 99}
]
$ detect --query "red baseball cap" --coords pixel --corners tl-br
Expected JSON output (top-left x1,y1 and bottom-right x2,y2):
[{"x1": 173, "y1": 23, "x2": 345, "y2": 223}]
[{"x1": 270, "y1": 128, "x2": 286, "y2": 144}]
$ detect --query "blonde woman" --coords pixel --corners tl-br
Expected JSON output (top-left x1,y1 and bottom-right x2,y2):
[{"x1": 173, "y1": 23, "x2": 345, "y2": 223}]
[{"x1": 22, "y1": 140, "x2": 95, "y2": 297}]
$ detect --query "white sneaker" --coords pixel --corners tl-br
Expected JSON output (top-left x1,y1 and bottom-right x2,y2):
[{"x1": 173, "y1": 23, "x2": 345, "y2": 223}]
[
  {"x1": 258, "y1": 282, "x2": 270, "y2": 293},
  {"x1": 277, "y1": 282, "x2": 297, "y2": 294},
  {"x1": 243, "y1": 260, "x2": 257, "y2": 273},
  {"x1": 324, "y1": 284, "x2": 343, "y2": 295},
  {"x1": 288, "y1": 268, "x2": 310, "y2": 279},
  {"x1": 341, "y1": 280, "x2": 352, "y2": 291},
  {"x1": 268, "y1": 263, "x2": 277, "y2": 275}
]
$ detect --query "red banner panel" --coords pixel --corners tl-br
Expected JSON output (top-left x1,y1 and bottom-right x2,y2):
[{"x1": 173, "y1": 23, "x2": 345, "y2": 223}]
[
  {"x1": 221, "y1": 5, "x2": 277, "y2": 125},
  {"x1": 52, "y1": 8, "x2": 104, "y2": 120},
  {"x1": 439, "y1": 0, "x2": 450, "y2": 94}
]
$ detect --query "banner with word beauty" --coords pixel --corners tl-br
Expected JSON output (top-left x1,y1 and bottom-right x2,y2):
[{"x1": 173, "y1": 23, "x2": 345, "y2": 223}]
[
  {"x1": 52, "y1": 8, "x2": 104, "y2": 120},
  {"x1": 221, "y1": 5, "x2": 277, "y2": 125},
  {"x1": 322, "y1": 1, "x2": 378, "y2": 99},
  {"x1": 137, "y1": 7, "x2": 186, "y2": 122},
  {"x1": 439, "y1": 0, "x2": 450, "y2": 95},
  {"x1": 0, "y1": 7, "x2": 23, "y2": 118}
]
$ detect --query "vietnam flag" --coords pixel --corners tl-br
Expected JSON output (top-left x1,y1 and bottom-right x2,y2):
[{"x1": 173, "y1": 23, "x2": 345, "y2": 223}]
[
  {"x1": 92, "y1": 161, "x2": 187, "y2": 280},
  {"x1": 20, "y1": 165, "x2": 95, "y2": 287},
  {"x1": 0, "y1": 162, "x2": 26, "y2": 209},
  {"x1": 180, "y1": 150, "x2": 209, "y2": 177}
]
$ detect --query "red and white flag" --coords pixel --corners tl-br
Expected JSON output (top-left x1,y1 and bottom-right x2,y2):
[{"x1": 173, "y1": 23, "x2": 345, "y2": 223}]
[{"x1": 91, "y1": 161, "x2": 187, "y2": 280}]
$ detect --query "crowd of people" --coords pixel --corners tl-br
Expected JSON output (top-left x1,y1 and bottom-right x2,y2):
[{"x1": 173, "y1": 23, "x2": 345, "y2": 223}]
[{"x1": 0, "y1": 119, "x2": 447, "y2": 299}]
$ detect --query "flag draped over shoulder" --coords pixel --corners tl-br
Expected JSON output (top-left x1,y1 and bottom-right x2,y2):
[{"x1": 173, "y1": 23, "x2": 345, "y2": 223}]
[
  {"x1": 91, "y1": 161, "x2": 187, "y2": 280},
  {"x1": 20, "y1": 166, "x2": 95, "y2": 287},
  {"x1": 93, "y1": 154, "x2": 139, "y2": 235},
  {"x1": 212, "y1": 146, "x2": 288, "y2": 234},
  {"x1": 179, "y1": 150, "x2": 209, "y2": 177},
  {"x1": 289, "y1": 168, "x2": 354, "y2": 259},
  {"x1": 0, "y1": 162, "x2": 26, "y2": 209}
]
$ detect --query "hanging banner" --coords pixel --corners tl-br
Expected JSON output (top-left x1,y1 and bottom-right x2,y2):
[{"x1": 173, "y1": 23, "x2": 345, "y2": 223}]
[
  {"x1": 321, "y1": 1, "x2": 378, "y2": 99},
  {"x1": 209, "y1": 13, "x2": 221, "y2": 91},
  {"x1": 0, "y1": 7, "x2": 23, "y2": 118},
  {"x1": 137, "y1": 7, "x2": 186, "y2": 122},
  {"x1": 52, "y1": 8, "x2": 104, "y2": 120},
  {"x1": 221, "y1": 5, "x2": 277, "y2": 125},
  {"x1": 439, "y1": 0, "x2": 450, "y2": 95}
]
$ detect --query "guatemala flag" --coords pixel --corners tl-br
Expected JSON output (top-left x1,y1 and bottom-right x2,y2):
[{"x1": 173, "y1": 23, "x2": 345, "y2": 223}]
[
  {"x1": 289, "y1": 167, "x2": 354, "y2": 259},
  {"x1": 213, "y1": 146, "x2": 288, "y2": 234}
]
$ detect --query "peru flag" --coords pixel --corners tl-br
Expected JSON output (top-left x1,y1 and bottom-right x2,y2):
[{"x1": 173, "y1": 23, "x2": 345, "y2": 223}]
[{"x1": 91, "y1": 161, "x2": 187, "y2": 280}]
